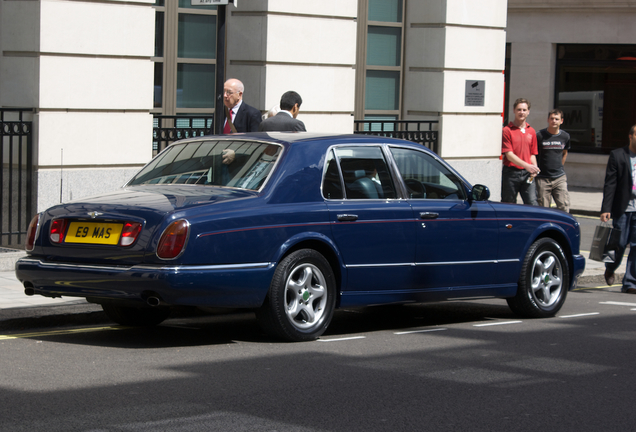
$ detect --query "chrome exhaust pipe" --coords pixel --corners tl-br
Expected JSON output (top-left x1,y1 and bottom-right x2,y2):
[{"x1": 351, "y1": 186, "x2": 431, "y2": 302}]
[{"x1": 146, "y1": 296, "x2": 161, "y2": 307}]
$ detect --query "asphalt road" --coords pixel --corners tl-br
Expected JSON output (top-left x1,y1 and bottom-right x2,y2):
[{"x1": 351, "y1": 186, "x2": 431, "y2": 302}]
[{"x1": 1, "y1": 286, "x2": 635, "y2": 432}]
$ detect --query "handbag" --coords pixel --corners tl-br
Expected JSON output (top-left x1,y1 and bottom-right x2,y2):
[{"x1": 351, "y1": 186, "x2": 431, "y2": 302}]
[{"x1": 589, "y1": 223, "x2": 621, "y2": 263}]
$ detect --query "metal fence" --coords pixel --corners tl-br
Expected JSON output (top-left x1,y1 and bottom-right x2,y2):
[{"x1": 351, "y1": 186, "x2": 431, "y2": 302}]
[
  {"x1": 1, "y1": 109, "x2": 34, "y2": 248},
  {"x1": 153, "y1": 115, "x2": 214, "y2": 156},
  {"x1": 354, "y1": 120, "x2": 439, "y2": 154}
]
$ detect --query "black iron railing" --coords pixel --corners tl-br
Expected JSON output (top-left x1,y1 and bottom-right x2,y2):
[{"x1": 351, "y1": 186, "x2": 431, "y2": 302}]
[
  {"x1": 153, "y1": 115, "x2": 214, "y2": 156},
  {"x1": 1, "y1": 108, "x2": 34, "y2": 248},
  {"x1": 354, "y1": 120, "x2": 439, "y2": 154}
]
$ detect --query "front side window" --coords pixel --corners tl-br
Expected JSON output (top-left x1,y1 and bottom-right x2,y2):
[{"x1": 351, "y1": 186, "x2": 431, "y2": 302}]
[
  {"x1": 129, "y1": 140, "x2": 282, "y2": 191},
  {"x1": 389, "y1": 147, "x2": 466, "y2": 200},
  {"x1": 330, "y1": 146, "x2": 396, "y2": 199}
]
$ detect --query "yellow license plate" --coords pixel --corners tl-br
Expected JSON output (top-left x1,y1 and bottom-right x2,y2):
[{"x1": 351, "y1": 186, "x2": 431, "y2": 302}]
[{"x1": 65, "y1": 222, "x2": 124, "y2": 245}]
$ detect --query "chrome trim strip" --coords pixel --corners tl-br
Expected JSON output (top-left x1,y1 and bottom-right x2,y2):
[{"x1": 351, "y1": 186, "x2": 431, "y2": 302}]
[
  {"x1": 346, "y1": 263, "x2": 414, "y2": 268},
  {"x1": 18, "y1": 258, "x2": 272, "y2": 273},
  {"x1": 19, "y1": 258, "x2": 130, "y2": 272},
  {"x1": 414, "y1": 259, "x2": 519, "y2": 266},
  {"x1": 346, "y1": 259, "x2": 519, "y2": 269},
  {"x1": 134, "y1": 263, "x2": 273, "y2": 272}
]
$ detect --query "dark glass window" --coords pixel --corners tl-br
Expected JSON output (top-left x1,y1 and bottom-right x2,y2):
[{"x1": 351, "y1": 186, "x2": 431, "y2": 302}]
[
  {"x1": 177, "y1": 64, "x2": 215, "y2": 108},
  {"x1": 368, "y1": 0, "x2": 403, "y2": 23},
  {"x1": 365, "y1": 70, "x2": 400, "y2": 111},
  {"x1": 154, "y1": 62, "x2": 163, "y2": 108},
  {"x1": 155, "y1": 11, "x2": 164, "y2": 57},
  {"x1": 367, "y1": 26, "x2": 401, "y2": 66},
  {"x1": 390, "y1": 147, "x2": 465, "y2": 200},
  {"x1": 334, "y1": 146, "x2": 396, "y2": 199},
  {"x1": 555, "y1": 44, "x2": 636, "y2": 153},
  {"x1": 322, "y1": 150, "x2": 344, "y2": 200},
  {"x1": 178, "y1": 14, "x2": 216, "y2": 59}
]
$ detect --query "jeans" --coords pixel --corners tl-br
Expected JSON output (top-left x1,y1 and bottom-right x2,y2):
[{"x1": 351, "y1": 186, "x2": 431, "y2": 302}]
[
  {"x1": 501, "y1": 166, "x2": 538, "y2": 206},
  {"x1": 606, "y1": 211, "x2": 636, "y2": 291}
]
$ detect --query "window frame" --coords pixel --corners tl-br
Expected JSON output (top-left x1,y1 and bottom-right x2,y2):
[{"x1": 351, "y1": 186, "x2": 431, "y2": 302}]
[
  {"x1": 387, "y1": 145, "x2": 468, "y2": 201},
  {"x1": 153, "y1": 1, "x2": 218, "y2": 116},
  {"x1": 354, "y1": 0, "x2": 406, "y2": 122},
  {"x1": 322, "y1": 144, "x2": 401, "y2": 201}
]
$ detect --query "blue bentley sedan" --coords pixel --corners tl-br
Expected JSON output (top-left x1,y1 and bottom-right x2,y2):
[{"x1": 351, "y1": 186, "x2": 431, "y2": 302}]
[{"x1": 16, "y1": 133, "x2": 585, "y2": 341}]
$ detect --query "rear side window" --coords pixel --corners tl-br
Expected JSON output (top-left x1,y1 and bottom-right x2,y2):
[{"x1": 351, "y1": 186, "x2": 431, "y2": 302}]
[
  {"x1": 324, "y1": 146, "x2": 396, "y2": 199},
  {"x1": 389, "y1": 147, "x2": 466, "y2": 200},
  {"x1": 322, "y1": 150, "x2": 344, "y2": 199}
]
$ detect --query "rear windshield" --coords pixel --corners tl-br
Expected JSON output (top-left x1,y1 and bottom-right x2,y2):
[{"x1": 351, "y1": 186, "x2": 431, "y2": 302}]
[{"x1": 128, "y1": 140, "x2": 282, "y2": 190}]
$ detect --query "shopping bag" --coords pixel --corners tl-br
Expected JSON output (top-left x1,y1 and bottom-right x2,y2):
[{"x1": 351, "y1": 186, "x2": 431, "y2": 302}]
[{"x1": 589, "y1": 224, "x2": 621, "y2": 263}]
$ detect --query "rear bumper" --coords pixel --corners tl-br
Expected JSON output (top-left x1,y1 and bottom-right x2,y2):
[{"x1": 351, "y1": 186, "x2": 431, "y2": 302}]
[{"x1": 15, "y1": 257, "x2": 275, "y2": 308}]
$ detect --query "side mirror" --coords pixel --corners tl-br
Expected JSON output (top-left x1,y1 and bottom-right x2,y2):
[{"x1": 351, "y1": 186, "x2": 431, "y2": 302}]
[{"x1": 470, "y1": 184, "x2": 490, "y2": 201}]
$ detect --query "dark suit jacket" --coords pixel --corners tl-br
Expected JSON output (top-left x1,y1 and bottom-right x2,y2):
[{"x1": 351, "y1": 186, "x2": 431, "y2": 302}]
[
  {"x1": 231, "y1": 101, "x2": 262, "y2": 133},
  {"x1": 601, "y1": 146, "x2": 634, "y2": 220},
  {"x1": 258, "y1": 111, "x2": 306, "y2": 132}
]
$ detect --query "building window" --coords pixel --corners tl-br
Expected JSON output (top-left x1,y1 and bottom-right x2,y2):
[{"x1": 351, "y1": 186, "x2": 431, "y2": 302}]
[
  {"x1": 555, "y1": 44, "x2": 636, "y2": 154},
  {"x1": 355, "y1": 0, "x2": 404, "y2": 124},
  {"x1": 153, "y1": 1, "x2": 217, "y2": 116}
]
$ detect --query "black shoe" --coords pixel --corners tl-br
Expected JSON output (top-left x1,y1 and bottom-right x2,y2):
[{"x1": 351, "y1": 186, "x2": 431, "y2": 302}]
[
  {"x1": 604, "y1": 269, "x2": 615, "y2": 286},
  {"x1": 626, "y1": 288, "x2": 636, "y2": 294}
]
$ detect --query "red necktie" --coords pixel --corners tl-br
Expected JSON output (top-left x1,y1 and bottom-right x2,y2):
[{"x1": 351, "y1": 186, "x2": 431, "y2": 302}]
[{"x1": 224, "y1": 109, "x2": 233, "y2": 134}]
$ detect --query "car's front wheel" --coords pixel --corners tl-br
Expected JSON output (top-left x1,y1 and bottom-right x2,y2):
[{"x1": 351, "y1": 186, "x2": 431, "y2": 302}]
[
  {"x1": 101, "y1": 303, "x2": 171, "y2": 326},
  {"x1": 256, "y1": 249, "x2": 336, "y2": 342},
  {"x1": 507, "y1": 237, "x2": 569, "y2": 318}
]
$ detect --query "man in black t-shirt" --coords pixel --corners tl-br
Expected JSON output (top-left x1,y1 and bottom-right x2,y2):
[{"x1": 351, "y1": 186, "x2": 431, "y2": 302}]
[{"x1": 536, "y1": 109, "x2": 571, "y2": 212}]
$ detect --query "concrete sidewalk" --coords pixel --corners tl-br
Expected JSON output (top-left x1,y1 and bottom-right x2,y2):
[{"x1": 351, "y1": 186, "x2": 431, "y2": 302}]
[{"x1": 0, "y1": 186, "x2": 616, "y2": 326}]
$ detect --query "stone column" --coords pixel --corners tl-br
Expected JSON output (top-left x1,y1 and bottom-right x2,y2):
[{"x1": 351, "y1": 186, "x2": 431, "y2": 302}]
[
  {"x1": 403, "y1": 0, "x2": 508, "y2": 200},
  {"x1": 0, "y1": 0, "x2": 155, "y2": 211},
  {"x1": 225, "y1": 1, "x2": 358, "y2": 133}
]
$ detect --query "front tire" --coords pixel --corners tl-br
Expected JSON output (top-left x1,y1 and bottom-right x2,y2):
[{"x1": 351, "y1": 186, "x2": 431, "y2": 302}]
[
  {"x1": 101, "y1": 303, "x2": 171, "y2": 326},
  {"x1": 507, "y1": 238, "x2": 569, "y2": 318},
  {"x1": 256, "y1": 249, "x2": 337, "y2": 342}
]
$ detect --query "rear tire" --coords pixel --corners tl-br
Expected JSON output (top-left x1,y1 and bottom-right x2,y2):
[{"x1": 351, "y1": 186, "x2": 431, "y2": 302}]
[
  {"x1": 101, "y1": 303, "x2": 171, "y2": 326},
  {"x1": 256, "y1": 249, "x2": 336, "y2": 342},
  {"x1": 507, "y1": 238, "x2": 569, "y2": 318}
]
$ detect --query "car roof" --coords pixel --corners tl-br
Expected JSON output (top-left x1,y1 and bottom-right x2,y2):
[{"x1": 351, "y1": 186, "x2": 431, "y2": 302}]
[{"x1": 174, "y1": 132, "x2": 429, "y2": 151}]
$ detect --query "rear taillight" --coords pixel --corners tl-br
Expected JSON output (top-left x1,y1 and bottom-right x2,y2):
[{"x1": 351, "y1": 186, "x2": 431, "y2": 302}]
[
  {"x1": 25, "y1": 214, "x2": 40, "y2": 251},
  {"x1": 119, "y1": 222, "x2": 143, "y2": 247},
  {"x1": 156, "y1": 219, "x2": 189, "y2": 260},
  {"x1": 49, "y1": 219, "x2": 68, "y2": 244}
]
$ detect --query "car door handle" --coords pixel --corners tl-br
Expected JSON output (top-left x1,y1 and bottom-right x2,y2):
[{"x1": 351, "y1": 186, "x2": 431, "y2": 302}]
[
  {"x1": 337, "y1": 214, "x2": 358, "y2": 222},
  {"x1": 419, "y1": 212, "x2": 439, "y2": 219}
]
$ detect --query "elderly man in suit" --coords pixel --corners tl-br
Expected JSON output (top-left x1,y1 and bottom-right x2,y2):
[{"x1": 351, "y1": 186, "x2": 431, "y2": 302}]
[
  {"x1": 258, "y1": 91, "x2": 306, "y2": 132},
  {"x1": 601, "y1": 124, "x2": 636, "y2": 293},
  {"x1": 223, "y1": 78, "x2": 262, "y2": 134}
]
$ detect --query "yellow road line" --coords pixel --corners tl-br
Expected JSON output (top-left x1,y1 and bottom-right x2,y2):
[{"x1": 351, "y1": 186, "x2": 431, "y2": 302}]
[
  {"x1": 574, "y1": 285, "x2": 612, "y2": 291},
  {"x1": 0, "y1": 325, "x2": 127, "y2": 340},
  {"x1": 573, "y1": 214, "x2": 599, "y2": 220}
]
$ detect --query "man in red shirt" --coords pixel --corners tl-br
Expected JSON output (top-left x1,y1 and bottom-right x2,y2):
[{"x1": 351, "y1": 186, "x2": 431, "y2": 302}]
[{"x1": 502, "y1": 98, "x2": 540, "y2": 205}]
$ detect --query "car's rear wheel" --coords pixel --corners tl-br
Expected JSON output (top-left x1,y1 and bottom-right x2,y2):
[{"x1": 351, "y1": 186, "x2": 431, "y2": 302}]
[
  {"x1": 507, "y1": 237, "x2": 569, "y2": 318},
  {"x1": 101, "y1": 303, "x2": 171, "y2": 326},
  {"x1": 256, "y1": 249, "x2": 336, "y2": 342}
]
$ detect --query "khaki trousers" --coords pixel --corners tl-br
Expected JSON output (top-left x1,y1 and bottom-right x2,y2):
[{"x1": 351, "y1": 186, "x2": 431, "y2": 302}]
[{"x1": 536, "y1": 175, "x2": 570, "y2": 212}]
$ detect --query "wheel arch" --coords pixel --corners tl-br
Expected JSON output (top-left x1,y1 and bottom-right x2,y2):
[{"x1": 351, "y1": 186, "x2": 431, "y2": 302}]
[
  {"x1": 529, "y1": 225, "x2": 574, "y2": 289},
  {"x1": 274, "y1": 233, "x2": 344, "y2": 306}
]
